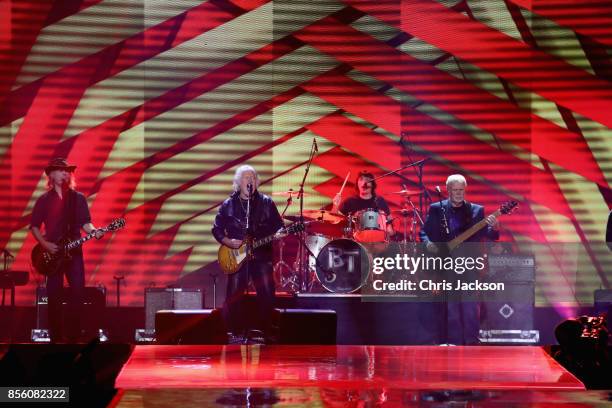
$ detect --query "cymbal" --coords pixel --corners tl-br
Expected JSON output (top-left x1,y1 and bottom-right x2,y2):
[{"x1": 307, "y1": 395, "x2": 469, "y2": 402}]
[
  {"x1": 283, "y1": 215, "x2": 301, "y2": 222},
  {"x1": 391, "y1": 209, "x2": 414, "y2": 216},
  {"x1": 302, "y1": 209, "x2": 345, "y2": 224},
  {"x1": 385, "y1": 189, "x2": 423, "y2": 197},
  {"x1": 272, "y1": 190, "x2": 309, "y2": 197}
]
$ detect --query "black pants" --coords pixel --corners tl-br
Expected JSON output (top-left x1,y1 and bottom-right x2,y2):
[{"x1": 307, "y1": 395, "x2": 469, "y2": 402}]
[
  {"x1": 223, "y1": 258, "x2": 275, "y2": 334},
  {"x1": 46, "y1": 254, "x2": 85, "y2": 342}
]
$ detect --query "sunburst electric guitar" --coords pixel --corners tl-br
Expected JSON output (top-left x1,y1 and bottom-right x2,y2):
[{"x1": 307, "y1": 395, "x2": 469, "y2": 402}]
[
  {"x1": 218, "y1": 222, "x2": 304, "y2": 275},
  {"x1": 31, "y1": 218, "x2": 126, "y2": 276}
]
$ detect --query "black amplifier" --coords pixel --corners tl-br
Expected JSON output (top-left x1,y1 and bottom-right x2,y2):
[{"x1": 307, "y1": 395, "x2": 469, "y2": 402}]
[{"x1": 487, "y1": 255, "x2": 535, "y2": 282}]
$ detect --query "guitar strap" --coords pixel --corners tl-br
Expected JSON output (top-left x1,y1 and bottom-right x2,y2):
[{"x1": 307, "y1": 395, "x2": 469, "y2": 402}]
[
  {"x1": 463, "y1": 201, "x2": 473, "y2": 226},
  {"x1": 249, "y1": 192, "x2": 265, "y2": 235},
  {"x1": 446, "y1": 200, "x2": 473, "y2": 238},
  {"x1": 64, "y1": 189, "x2": 76, "y2": 241}
]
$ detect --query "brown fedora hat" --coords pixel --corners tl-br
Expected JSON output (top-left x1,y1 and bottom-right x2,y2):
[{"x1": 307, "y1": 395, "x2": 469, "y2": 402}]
[{"x1": 45, "y1": 157, "x2": 77, "y2": 175}]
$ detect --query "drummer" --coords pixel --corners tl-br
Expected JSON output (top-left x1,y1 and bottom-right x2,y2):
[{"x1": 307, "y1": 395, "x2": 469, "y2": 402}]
[{"x1": 332, "y1": 170, "x2": 395, "y2": 236}]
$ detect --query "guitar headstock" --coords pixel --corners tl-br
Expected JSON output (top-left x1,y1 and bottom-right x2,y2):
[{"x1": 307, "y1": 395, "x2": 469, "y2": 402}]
[
  {"x1": 500, "y1": 201, "x2": 518, "y2": 215},
  {"x1": 286, "y1": 222, "x2": 305, "y2": 235},
  {"x1": 108, "y1": 218, "x2": 126, "y2": 231}
]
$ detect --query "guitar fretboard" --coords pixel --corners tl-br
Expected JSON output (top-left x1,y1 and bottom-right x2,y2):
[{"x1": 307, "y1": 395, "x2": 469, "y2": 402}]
[
  {"x1": 448, "y1": 209, "x2": 502, "y2": 251},
  {"x1": 64, "y1": 227, "x2": 111, "y2": 251}
]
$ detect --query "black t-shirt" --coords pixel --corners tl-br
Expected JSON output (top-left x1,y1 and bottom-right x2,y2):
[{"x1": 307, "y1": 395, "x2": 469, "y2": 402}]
[
  {"x1": 30, "y1": 189, "x2": 91, "y2": 242},
  {"x1": 448, "y1": 202, "x2": 472, "y2": 237},
  {"x1": 339, "y1": 196, "x2": 391, "y2": 216}
]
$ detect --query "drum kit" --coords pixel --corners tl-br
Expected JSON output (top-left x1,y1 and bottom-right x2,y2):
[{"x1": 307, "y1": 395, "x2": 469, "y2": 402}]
[{"x1": 272, "y1": 188, "x2": 425, "y2": 294}]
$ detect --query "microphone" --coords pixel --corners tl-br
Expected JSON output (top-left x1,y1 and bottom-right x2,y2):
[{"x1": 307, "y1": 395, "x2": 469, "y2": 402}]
[
  {"x1": 247, "y1": 183, "x2": 253, "y2": 197},
  {"x1": 435, "y1": 185, "x2": 442, "y2": 194},
  {"x1": 313, "y1": 138, "x2": 318, "y2": 152}
]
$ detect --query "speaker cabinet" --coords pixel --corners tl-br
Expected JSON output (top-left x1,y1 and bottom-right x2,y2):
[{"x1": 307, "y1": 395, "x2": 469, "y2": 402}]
[
  {"x1": 145, "y1": 288, "x2": 203, "y2": 331},
  {"x1": 155, "y1": 309, "x2": 227, "y2": 344},
  {"x1": 272, "y1": 308, "x2": 337, "y2": 344},
  {"x1": 35, "y1": 286, "x2": 106, "y2": 331}
]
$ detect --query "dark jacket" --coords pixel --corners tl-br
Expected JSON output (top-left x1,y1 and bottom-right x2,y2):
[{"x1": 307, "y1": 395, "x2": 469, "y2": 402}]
[
  {"x1": 212, "y1": 191, "x2": 283, "y2": 259},
  {"x1": 419, "y1": 199, "x2": 499, "y2": 244}
]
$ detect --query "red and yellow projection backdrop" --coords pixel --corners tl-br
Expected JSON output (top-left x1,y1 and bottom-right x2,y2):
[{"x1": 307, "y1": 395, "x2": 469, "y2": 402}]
[{"x1": 0, "y1": 0, "x2": 610, "y2": 306}]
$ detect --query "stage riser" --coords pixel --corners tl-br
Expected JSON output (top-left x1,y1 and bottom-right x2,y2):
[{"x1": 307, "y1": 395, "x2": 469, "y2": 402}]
[{"x1": 0, "y1": 304, "x2": 599, "y2": 345}]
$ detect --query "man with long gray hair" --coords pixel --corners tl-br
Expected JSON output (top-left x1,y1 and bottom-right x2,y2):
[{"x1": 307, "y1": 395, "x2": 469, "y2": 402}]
[{"x1": 212, "y1": 165, "x2": 284, "y2": 343}]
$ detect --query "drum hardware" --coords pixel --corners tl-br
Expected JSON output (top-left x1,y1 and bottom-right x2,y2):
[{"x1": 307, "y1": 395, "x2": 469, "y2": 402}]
[
  {"x1": 391, "y1": 208, "x2": 413, "y2": 245},
  {"x1": 272, "y1": 190, "x2": 310, "y2": 197},
  {"x1": 273, "y1": 238, "x2": 299, "y2": 293},
  {"x1": 302, "y1": 209, "x2": 345, "y2": 224},
  {"x1": 293, "y1": 138, "x2": 320, "y2": 292},
  {"x1": 385, "y1": 189, "x2": 424, "y2": 197}
]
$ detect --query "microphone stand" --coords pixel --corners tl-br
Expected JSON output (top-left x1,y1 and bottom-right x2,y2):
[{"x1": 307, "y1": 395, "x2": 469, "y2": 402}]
[
  {"x1": 296, "y1": 139, "x2": 317, "y2": 292},
  {"x1": 244, "y1": 184, "x2": 252, "y2": 333},
  {"x1": 398, "y1": 135, "x2": 434, "y2": 217}
]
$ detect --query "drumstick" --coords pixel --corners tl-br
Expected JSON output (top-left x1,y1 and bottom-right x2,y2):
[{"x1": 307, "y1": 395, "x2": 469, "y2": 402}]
[{"x1": 338, "y1": 171, "x2": 351, "y2": 196}]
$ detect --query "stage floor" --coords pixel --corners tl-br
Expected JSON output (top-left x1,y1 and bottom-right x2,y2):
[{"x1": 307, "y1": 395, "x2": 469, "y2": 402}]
[
  {"x1": 115, "y1": 345, "x2": 584, "y2": 390},
  {"x1": 111, "y1": 389, "x2": 611, "y2": 408}
]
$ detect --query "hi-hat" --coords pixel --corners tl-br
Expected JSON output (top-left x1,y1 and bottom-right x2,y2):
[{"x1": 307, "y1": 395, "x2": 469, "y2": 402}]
[
  {"x1": 385, "y1": 189, "x2": 423, "y2": 196},
  {"x1": 302, "y1": 209, "x2": 345, "y2": 224},
  {"x1": 272, "y1": 190, "x2": 310, "y2": 197}
]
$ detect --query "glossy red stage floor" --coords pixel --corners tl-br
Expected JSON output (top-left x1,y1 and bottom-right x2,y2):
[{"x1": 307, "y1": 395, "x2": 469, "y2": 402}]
[
  {"x1": 111, "y1": 389, "x2": 611, "y2": 408},
  {"x1": 115, "y1": 345, "x2": 584, "y2": 390}
]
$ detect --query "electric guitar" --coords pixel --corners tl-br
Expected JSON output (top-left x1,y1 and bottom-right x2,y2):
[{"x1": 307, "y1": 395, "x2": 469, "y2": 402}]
[
  {"x1": 31, "y1": 218, "x2": 126, "y2": 276},
  {"x1": 218, "y1": 222, "x2": 304, "y2": 275},
  {"x1": 439, "y1": 201, "x2": 518, "y2": 253}
]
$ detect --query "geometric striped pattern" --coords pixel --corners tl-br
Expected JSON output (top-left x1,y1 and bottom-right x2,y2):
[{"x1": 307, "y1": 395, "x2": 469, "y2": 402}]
[{"x1": 0, "y1": 0, "x2": 609, "y2": 307}]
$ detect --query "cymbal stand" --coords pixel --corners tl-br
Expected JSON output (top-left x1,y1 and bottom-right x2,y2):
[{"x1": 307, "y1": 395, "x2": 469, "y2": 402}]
[
  {"x1": 296, "y1": 138, "x2": 317, "y2": 292},
  {"x1": 405, "y1": 197, "x2": 425, "y2": 254},
  {"x1": 274, "y1": 190, "x2": 299, "y2": 292},
  {"x1": 273, "y1": 238, "x2": 298, "y2": 293}
]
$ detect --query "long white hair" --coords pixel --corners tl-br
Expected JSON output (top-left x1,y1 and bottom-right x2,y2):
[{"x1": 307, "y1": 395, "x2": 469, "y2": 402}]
[{"x1": 232, "y1": 165, "x2": 260, "y2": 192}]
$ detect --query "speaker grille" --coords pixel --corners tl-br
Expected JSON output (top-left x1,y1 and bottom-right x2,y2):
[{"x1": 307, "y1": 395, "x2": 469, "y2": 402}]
[{"x1": 145, "y1": 288, "x2": 203, "y2": 330}]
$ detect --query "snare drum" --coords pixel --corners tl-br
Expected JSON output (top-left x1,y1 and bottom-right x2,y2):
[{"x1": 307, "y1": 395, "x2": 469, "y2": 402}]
[
  {"x1": 314, "y1": 239, "x2": 371, "y2": 293},
  {"x1": 353, "y1": 208, "x2": 388, "y2": 243}
]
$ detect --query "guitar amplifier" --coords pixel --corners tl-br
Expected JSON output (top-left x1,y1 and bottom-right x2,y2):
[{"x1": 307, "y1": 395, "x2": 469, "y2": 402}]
[
  {"x1": 487, "y1": 255, "x2": 535, "y2": 282},
  {"x1": 35, "y1": 285, "x2": 106, "y2": 329},
  {"x1": 144, "y1": 288, "x2": 203, "y2": 331}
]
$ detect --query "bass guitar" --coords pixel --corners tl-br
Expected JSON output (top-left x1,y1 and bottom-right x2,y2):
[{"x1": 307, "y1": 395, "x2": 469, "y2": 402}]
[
  {"x1": 31, "y1": 218, "x2": 126, "y2": 276},
  {"x1": 439, "y1": 201, "x2": 518, "y2": 253},
  {"x1": 218, "y1": 222, "x2": 304, "y2": 275}
]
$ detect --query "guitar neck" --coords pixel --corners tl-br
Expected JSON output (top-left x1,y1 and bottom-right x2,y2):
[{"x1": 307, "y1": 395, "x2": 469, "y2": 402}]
[
  {"x1": 448, "y1": 209, "x2": 501, "y2": 251},
  {"x1": 251, "y1": 232, "x2": 277, "y2": 250},
  {"x1": 64, "y1": 227, "x2": 109, "y2": 251}
]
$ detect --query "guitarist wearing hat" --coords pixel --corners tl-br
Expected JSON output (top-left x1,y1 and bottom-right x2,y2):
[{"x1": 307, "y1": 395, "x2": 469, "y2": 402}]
[
  {"x1": 30, "y1": 158, "x2": 105, "y2": 342},
  {"x1": 212, "y1": 165, "x2": 285, "y2": 343}
]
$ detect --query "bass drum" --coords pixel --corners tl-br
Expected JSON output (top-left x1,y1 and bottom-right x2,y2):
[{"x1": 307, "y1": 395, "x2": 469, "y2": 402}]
[{"x1": 314, "y1": 239, "x2": 371, "y2": 293}]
